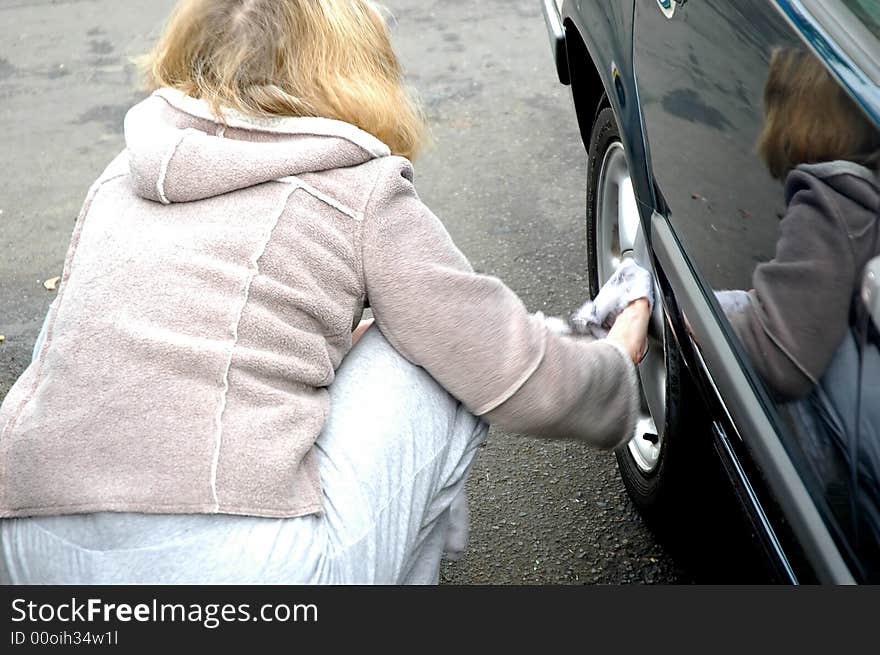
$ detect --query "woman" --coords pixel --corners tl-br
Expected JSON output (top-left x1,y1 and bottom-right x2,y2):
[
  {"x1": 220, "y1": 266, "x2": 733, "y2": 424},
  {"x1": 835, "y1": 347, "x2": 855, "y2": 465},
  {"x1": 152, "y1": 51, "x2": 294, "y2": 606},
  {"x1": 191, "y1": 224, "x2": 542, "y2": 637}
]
[
  {"x1": 719, "y1": 47, "x2": 880, "y2": 401},
  {"x1": 0, "y1": 0, "x2": 649, "y2": 584}
]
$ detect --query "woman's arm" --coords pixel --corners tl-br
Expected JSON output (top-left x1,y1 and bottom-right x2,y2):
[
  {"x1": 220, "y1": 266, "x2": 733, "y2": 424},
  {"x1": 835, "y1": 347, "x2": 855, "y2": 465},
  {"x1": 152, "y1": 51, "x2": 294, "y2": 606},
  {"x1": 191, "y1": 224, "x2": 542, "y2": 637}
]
[
  {"x1": 725, "y1": 174, "x2": 857, "y2": 400},
  {"x1": 360, "y1": 158, "x2": 640, "y2": 449}
]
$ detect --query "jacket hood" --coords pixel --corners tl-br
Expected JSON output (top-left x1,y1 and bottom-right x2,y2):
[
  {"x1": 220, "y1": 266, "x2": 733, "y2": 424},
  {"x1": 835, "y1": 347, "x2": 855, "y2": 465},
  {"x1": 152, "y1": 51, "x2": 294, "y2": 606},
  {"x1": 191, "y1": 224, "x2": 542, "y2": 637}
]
[
  {"x1": 124, "y1": 88, "x2": 391, "y2": 204},
  {"x1": 793, "y1": 160, "x2": 880, "y2": 214}
]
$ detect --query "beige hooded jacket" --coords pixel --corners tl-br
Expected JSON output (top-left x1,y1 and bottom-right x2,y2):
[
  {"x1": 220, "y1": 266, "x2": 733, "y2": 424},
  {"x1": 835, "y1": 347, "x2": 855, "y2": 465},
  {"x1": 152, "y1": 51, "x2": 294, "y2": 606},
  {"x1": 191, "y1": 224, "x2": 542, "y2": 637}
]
[{"x1": 0, "y1": 89, "x2": 638, "y2": 519}]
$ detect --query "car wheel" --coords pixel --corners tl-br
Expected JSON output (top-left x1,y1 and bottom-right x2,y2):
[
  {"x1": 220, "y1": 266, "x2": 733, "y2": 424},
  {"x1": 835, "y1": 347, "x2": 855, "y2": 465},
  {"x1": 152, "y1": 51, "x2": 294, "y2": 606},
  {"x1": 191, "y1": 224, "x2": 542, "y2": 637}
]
[{"x1": 586, "y1": 106, "x2": 700, "y2": 521}]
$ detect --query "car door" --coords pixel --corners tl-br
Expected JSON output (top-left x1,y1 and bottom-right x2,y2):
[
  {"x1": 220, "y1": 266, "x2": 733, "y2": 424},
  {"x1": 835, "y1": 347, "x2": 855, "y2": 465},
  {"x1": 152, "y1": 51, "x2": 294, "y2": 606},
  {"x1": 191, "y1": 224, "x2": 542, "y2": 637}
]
[{"x1": 632, "y1": 0, "x2": 880, "y2": 582}]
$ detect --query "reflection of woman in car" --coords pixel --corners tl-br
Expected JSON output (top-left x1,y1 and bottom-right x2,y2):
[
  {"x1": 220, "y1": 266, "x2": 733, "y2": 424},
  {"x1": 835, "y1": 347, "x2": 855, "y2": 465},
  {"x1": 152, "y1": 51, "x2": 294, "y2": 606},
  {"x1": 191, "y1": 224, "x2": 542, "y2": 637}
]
[
  {"x1": 718, "y1": 48, "x2": 880, "y2": 577},
  {"x1": 719, "y1": 47, "x2": 880, "y2": 400}
]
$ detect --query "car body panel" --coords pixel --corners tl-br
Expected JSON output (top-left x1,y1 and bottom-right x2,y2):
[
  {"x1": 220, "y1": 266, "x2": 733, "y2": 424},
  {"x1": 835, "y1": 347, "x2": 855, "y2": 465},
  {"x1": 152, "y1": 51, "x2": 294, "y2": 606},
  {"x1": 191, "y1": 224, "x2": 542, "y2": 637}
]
[
  {"x1": 543, "y1": 0, "x2": 569, "y2": 84},
  {"x1": 778, "y1": 0, "x2": 880, "y2": 124},
  {"x1": 558, "y1": 1, "x2": 657, "y2": 212},
  {"x1": 651, "y1": 212, "x2": 854, "y2": 583}
]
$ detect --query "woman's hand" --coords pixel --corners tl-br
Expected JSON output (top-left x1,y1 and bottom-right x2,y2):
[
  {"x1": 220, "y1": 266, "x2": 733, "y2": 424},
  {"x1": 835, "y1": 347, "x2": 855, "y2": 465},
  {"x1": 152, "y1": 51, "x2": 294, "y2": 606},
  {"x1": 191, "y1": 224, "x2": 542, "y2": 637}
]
[{"x1": 606, "y1": 298, "x2": 650, "y2": 365}]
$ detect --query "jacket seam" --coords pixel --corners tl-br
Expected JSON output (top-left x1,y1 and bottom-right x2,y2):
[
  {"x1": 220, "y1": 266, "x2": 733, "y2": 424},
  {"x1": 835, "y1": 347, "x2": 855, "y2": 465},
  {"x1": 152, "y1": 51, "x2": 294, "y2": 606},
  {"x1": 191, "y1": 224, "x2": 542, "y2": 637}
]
[
  {"x1": 276, "y1": 176, "x2": 362, "y2": 221},
  {"x1": 209, "y1": 182, "x2": 302, "y2": 511},
  {"x1": 274, "y1": 176, "x2": 364, "y2": 297},
  {"x1": 359, "y1": 162, "x2": 393, "y2": 301},
  {"x1": 156, "y1": 129, "x2": 192, "y2": 205},
  {"x1": 826, "y1": 183, "x2": 861, "y2": 264},
  {"x1": 849, "y1": 215, "x2": 879, "y2": 241}
]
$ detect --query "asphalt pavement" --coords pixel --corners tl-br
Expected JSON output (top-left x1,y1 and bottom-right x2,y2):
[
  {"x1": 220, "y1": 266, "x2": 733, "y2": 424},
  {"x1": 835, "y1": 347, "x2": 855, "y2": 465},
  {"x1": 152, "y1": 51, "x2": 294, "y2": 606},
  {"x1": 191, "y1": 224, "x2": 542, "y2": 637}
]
[{"x1": 0, "y1": 0, "x2": 689, "y2": 584}]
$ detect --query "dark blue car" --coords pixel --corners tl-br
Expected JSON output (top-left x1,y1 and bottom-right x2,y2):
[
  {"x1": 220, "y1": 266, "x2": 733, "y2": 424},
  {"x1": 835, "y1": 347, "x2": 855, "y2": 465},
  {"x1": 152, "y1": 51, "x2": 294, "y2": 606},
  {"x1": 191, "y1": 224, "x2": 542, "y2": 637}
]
[{"x1": 543, "y1": 0, "x2": 880, "y2": 583}]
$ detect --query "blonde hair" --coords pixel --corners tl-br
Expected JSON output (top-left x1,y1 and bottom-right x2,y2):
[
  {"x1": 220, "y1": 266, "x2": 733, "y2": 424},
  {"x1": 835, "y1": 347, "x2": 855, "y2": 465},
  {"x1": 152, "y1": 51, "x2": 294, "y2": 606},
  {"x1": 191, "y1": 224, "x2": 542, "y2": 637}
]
[
  {"x1": 141, "y1": 0, "x2": 430, "y2": 160},
  {"x1": 758, "y1": 47, "x2": 880, "y2": 179}
]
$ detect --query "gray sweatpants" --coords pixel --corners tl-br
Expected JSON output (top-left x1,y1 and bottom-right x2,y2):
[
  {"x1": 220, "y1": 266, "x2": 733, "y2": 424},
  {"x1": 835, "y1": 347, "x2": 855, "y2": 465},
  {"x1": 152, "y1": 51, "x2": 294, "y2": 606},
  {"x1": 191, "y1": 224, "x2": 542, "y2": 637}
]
[{"x1": 0, "y1": 326, "x2": 489, "y2": 584}]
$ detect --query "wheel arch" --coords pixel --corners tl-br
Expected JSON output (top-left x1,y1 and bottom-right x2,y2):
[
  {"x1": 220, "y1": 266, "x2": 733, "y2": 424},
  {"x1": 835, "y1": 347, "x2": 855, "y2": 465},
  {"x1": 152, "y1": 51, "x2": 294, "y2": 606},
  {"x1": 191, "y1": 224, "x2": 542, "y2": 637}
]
[{"x1": 563, "y1": 20, "x2": 611, "y2": 150}]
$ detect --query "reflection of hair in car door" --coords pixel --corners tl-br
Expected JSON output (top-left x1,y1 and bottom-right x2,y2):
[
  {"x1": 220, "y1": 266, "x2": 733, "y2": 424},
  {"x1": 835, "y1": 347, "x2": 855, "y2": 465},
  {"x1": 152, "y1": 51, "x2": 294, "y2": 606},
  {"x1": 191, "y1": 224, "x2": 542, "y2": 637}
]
[
  {"x1": 758, "y1": 48, "x2": 880, "y2": 179},
  {"x1": 719, "y1": 47, "x2": 880, "y2": 578},
  {"x1": 720, "y1": 48, "x2": 880, "y2": 399}
]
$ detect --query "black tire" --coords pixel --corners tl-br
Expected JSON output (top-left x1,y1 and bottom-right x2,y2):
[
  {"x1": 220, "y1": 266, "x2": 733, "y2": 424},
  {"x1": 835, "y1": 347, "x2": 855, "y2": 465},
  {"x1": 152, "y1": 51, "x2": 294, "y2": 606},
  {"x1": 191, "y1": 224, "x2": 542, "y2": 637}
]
[
  {"x1": 614, "y1": 327, "x2": 694, "y2": 522},
  {"x1": 586, "y1": 106, "x2": 708, "y2": 523}
]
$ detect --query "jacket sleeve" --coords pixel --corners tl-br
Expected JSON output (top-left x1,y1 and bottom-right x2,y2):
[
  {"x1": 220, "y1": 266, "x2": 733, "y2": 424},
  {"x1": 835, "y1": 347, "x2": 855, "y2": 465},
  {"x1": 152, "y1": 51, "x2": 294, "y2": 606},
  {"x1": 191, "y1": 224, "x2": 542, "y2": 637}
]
[
  {"x1": 726, "y1": 173, "x2": 856, "y2": 400},
  {"x1": 360, "y1": 158, "x2": 639, "y2": 449}
]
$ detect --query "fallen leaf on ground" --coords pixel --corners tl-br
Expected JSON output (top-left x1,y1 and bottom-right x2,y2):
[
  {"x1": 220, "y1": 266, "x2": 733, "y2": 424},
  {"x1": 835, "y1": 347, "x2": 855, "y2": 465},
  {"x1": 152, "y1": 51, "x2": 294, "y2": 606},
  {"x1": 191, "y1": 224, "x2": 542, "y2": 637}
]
[
  {"x1": 43, "y1": 276, "x2": 61, "y2": 291},
  {"x1": 0, "y1": 335, "x2": 5, "y2": 343}
]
